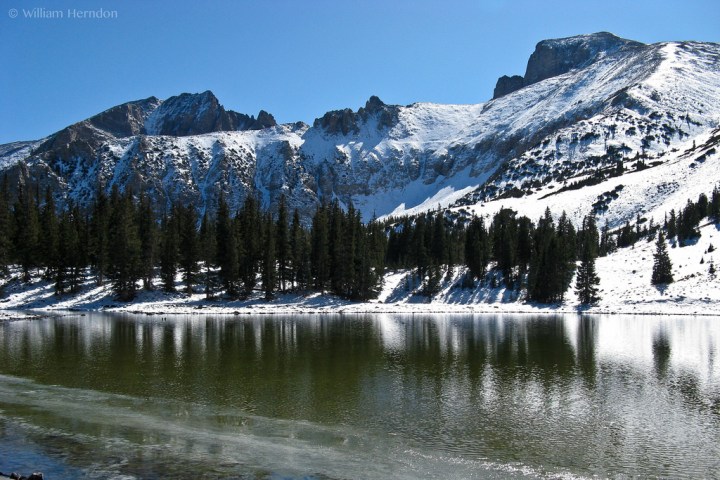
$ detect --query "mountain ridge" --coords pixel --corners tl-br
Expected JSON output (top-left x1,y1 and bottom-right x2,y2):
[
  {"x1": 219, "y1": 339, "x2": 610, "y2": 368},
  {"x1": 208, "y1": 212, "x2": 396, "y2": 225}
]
[{"x1": 1, "y1": 33, "x2": 718, "y2": 228}]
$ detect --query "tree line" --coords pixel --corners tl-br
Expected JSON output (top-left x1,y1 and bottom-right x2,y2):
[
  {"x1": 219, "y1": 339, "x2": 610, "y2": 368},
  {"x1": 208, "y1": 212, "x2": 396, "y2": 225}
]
[{"x1": 0, "y1": 176, "x2": 717, "y2": 305}]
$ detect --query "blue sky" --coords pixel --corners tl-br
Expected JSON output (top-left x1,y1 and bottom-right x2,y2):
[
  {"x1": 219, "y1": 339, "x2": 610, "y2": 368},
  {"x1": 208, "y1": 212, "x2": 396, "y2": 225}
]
[{"x1": 0, "y1": 0, "x2": 718, "y2": 143}]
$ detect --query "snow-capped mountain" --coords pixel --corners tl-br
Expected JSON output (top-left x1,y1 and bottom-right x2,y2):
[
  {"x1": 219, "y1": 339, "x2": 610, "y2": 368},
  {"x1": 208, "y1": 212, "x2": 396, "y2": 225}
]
[{"x1": 1, "y1": 32, "x2": 719, "y2": 226}]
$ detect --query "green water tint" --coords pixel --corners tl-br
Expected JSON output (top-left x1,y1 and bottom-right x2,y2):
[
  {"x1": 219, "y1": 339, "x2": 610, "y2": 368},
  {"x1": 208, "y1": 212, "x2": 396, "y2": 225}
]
[{"x1": 0, "y1": 313, "x2": 718, "y2": 479}]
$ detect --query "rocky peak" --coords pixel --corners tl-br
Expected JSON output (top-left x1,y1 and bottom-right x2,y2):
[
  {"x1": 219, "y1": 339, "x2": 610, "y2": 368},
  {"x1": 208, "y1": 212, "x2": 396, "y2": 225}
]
[
  {"x1": 314, "y1": 96, "x2": 399, "y2": 135},
  {"x1": 493, "y1": 32, "x2": 645, "y2": 99},
  {"x1": 143, "y1": 91, "x2": 276, "y2": 136}
]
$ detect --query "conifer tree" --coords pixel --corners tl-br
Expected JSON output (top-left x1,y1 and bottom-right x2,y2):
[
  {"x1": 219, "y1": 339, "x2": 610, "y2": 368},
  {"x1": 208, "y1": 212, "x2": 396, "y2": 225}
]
[
  {"x1": 39, "y1": 188, "x2": 59, "y2": 279},
  {"x1": 238, "y1": 196, "x2": 261, "y2": 296},
  {"x1": 651, "y1": 231, "x2": 674, "y2": 285},
  {"x1": 159, "y1": 212, "x2": 179, "y2": 292},
  {"x1": 464, "y1": 216, "x2": 490, "y2": 281},
  {"x1": 575, "y1": 215, "x2": 600, "y2": 305},
  {"x1": 215, "y1": 195, "x2": 239, "y2": 296},
  {"x1": 311, "y1": 204, "x2": 330, "y2": 292},
  {"x1": 56, "y1": 210, "x2": 81, "y2": 294},
  {"x1": 491, "y1": 208, "x2": 518, "y2": 287},
  {"x1": 107, "y1": 189, "x2": 141, "y2": 300},
  {"x1": 261, "y1": 212, "x2": 277, "y2": 300},
  {"x1": 289, "y1": 209, "x2": 304, "y2": 290},
  {"x1": 90, "y1": 189, "x2": 110, "y2": 286},
  {"x1": 199, "y1": 212, "x2": 218, "y2": 299},
  {"x1": 13, "y1": 184, "x2": 40, "y2": 282},
  {"x1": 0, "y1": 175, "x2": 11, "y2": 276},
  {"x1": 178, "y1": 205, "x2": 199, "y2": 295},
  {"x1": 710, "y1": 186, "x2": 720, "y2": 223},
  {"x1": 137, "y1": 194, "x2": 157, "y2": 290},
  {"x1": 275, "y1": 195, "x2": 290, "y2": 292}
]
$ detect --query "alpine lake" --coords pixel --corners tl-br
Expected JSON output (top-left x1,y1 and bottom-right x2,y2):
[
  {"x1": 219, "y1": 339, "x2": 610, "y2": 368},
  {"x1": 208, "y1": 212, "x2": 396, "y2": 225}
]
[{"x1": 0, "y1": 312, "x2": 718, "y2": 479}]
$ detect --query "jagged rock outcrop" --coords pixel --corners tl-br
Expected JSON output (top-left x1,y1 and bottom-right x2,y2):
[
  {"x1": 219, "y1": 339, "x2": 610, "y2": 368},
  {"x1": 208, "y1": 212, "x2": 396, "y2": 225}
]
[
  {"x1": 313, "y1": 96, "x2": 399, "y2": 135},
  {"x1": 145, "y1": 90, "x2": 276, "y2": 136},
  {"x1": 493, "y1": 75, "x2": 524, "y2": 99}
]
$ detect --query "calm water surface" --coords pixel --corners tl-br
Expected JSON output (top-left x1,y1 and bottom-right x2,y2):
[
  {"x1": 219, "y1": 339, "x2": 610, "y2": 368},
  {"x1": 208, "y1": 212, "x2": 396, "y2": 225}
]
[{"x1": 0, "y1": 313, "x2": 718, "y2": 479}]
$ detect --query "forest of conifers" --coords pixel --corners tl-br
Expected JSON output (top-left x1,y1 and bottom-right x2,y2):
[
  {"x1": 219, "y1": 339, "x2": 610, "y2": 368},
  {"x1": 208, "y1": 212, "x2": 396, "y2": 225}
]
[{"x1": 0, "y1": 175, "x2": 717, "y2": 304}]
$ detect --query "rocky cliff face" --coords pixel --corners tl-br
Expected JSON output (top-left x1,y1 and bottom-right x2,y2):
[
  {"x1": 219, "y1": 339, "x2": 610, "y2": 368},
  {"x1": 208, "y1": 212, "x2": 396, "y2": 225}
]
[
  {"x1": 144, "y1": 90, "x2": 275, "y2": 136},
  {"x1": 493, "y1": 32, "x2": 645, "y2": 99}
]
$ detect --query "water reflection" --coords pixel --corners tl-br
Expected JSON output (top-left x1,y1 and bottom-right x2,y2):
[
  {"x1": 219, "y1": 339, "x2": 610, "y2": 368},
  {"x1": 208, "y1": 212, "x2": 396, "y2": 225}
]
[{"x1": 0, "y1": 313, "x2": 719, "y2": 479}]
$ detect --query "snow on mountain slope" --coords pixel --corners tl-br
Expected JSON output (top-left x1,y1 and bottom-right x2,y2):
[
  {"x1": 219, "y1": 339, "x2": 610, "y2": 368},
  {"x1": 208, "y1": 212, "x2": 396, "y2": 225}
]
[{"x1": 0, "y1": 33, "x2": 718, "y2": 227}]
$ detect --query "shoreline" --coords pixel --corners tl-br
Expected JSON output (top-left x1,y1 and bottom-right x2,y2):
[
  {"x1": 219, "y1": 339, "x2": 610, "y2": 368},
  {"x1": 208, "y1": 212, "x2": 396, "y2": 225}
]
[{"x1": 3, "y1": 302, "x2": 720, "y2": 319}]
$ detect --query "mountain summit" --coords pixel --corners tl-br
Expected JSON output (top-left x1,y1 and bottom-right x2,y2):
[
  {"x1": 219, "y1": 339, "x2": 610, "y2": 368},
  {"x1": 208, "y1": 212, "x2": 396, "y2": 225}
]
[{"x1": 494, "y1": 32, "x2": 644, "y2": 98}]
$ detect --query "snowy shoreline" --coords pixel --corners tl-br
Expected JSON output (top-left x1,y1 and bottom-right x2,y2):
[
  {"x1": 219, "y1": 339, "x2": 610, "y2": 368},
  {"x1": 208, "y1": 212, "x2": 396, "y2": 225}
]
[{"x1": 3, "y1": 218, "x2": 719, "y2": 320}]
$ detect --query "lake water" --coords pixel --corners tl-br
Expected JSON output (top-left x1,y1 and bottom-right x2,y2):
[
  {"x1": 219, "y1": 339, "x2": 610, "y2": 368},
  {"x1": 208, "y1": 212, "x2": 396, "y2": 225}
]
[{"x1": 0, "y1": 312, "x2": 718, "y2": 479}]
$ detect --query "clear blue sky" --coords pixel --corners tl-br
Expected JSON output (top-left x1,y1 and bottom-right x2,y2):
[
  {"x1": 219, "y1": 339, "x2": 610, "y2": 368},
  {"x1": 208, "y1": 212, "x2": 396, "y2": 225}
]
[{"x1": 1, "y1": 0, "x2": 718, "y2": 143}]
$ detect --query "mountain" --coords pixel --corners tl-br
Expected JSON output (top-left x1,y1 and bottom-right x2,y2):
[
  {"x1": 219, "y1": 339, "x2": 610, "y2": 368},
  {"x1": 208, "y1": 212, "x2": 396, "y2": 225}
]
[{"x1": 1, "y1": 33, "x2": 719, "y2": 229}]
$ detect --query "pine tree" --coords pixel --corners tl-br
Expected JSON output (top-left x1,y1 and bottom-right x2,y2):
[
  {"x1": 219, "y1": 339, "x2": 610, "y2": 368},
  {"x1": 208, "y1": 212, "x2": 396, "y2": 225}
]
[
  {"x1": 575, "y1": 215, "x2": 600, "y2": 305},
  {"x1": 55, "y1": 210, "x2": 80, "y2": 294},
  {"x1": 710, "y1": 186, "x2": 720, "y2": 223},
  {"x1": 107, "y1": 189, "x2": 142, "y2": 301},
  {"x1": 199, "y1": 212, "x2": 218, "y2": 299},
  {"x1": 13, "y1": 184, "x2": 40, "y2": 282},
  {"x1": 238, "y1": 196, "x2": 261, "y2": 296},
  {"x1": 90, "y1": 189, "x2": 110, "y2": 286},
  {"x1": 39, "y1": 188, "x2": 59, "y2": 279},
  {"x1": 261, "y1": 212, "x2": 277, "y2": 300},
  {"x1": 275, "y1": 195, "x2": 290, "y2": 292},
  {"x1": 0, "y1": 175, "x2": 11, "y2": 276},
  {"x1": 651, "y1": 231, "x2": 674, "y2": 285},
  {"x1": 491, "y1": 208, "x2": 518, "y2": 287},
  {"x1": 215, "y1": 194, "x2": 239, "y2": 296},
  {"x1": 289, "y1": 209, "x2": 304, "y2": 290},
  {"x1": 178, "y1": 205, "x2": 199, "y2": 295},
  {"x1": 464, "y1": 216, "x2": 490, "y2": 281},
  {"x1": 137, "y1": 194, "x2": 157, "y2": 290},
  {"x1": 311, "y1": 204, "x2": 330, "y2": 292},
  {"x1": 159, "y1": 212, "x2": 179, "y2": 292}
]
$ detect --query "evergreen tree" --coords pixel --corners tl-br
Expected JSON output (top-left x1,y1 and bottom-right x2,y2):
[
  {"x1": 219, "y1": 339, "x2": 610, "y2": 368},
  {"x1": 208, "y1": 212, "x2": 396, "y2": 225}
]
[
  {"x1": 238, "y1": 196, "x2": 261, "y2": 296},
  {"x1": 159, "y1": 212, "x2": 179, "y2": 292},
  {"x1": 261, "y1": 212, "x2": 277, "y2": 299},
  {"x1": 199, "y1": 212, "x2": 218, "y2": 299},
  {"x1": 575, "y1": 215, "x2": 600, "y2": 305},
  {"x1": 107, "y1": 189, "x2": 141, "y2": 301},
  {"x1": 310, "y1": 204, "x2": 330, "y2": 292},
  {"x1": 411, "y1": 214, "x2": 430, "y2": 281},
  {"x1": 13, "y1": 184, "x2": 40, "y2": 282},
  {"x1": 215, "y1": 195, "x2": 239, "y2": 296},
  {"x1": 666, "y1": 209, "x2": 677, "y2": 239},
  {"x1": 651, "y1": 231, "x2": 674, "y2": 285},
  {"x1": 137, "y1": 194, "x2": 157, "y2": 290},
  {"x1": 710, "y1": 186, "x2": 720, "y2": 223},
  {"x1": 39, "y1": 188, "x2": 59, "y2": 279},
  {"x1": 464, "y1": 216, "x2": 490, "y2": 281},
  {"x1": 178, "y1": 205, "x2": 200, "y2": 295},
  {"x1": 275, "y1": 195, "x2": 290, "y2": 292},
  {"x1": 491, "y1": 208, "x2": 518, "y2": 287},
  {"x1": 0, "y1": 175, "x2": 11, "y2": 276},
  {"x1": 89, "y1": 189, "x2": 110, "y2": 286},
  {"x1": 289, "y1": 209, "x2": 304, "y2": 290},
  {"x1": 55, "y1": 209, "x2": 81, "y2": 294}
]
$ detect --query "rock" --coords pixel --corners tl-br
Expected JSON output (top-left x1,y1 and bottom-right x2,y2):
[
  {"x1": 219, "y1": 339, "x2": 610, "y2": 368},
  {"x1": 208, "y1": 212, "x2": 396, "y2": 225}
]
[
  {"x1": 523, "y1": 32, "x2": 643, "y2": 86},
  {"x1": 493, "y1": 75, "x2": 524, "y2": 99},
  {"x1": 28, "y1": 474, "x2": 43, "y2": 480},
  {"x1": 492, "y1": 32, "x2": 645, "y2": 99}
]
